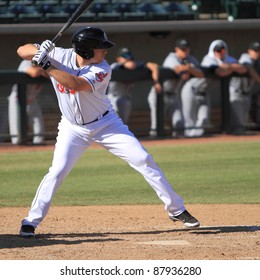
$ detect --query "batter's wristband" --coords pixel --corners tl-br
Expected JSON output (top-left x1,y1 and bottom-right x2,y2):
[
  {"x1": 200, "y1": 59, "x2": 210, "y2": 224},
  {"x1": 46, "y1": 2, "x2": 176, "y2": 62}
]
[{"x1": 42, "y1": 61, "x2": 51, "y2": 70}]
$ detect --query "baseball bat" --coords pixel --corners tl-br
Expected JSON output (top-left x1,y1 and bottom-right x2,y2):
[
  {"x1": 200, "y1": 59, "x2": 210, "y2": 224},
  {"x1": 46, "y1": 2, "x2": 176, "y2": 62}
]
[
  {"x1": 51, "y1": 0, "x2": 95, "y2": 44},
  {"x1": 32, "y1": 0, "x2": 95, "y2": 65}
]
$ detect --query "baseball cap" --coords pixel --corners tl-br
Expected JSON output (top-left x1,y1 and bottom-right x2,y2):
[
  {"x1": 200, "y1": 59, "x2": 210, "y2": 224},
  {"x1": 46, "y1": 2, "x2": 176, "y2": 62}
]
[
  {"x1": 213, "y1": 42, "x2": 226, "y2": 52},
  {"x1": 117, "y1": 47, "x2": 134, "y2": 60},
  {"x1": 175, "y1": 39, "x2": 190, "y2": 50},
  {"x1": 249, "y1": 41, "x2": 260, "y2": 51}
]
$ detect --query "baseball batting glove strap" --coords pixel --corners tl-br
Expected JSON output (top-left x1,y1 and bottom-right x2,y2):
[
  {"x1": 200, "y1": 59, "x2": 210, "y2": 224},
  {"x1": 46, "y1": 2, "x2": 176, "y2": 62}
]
[
  {"x1": 40, "y1": 40, "x2": 55, "y2": 53},
  {"x1": 42, "y1": 61, "x2": 51, "y2": 70},
  {"x1": 32, "y1": 49, "x2": 51, "y2": 70}
]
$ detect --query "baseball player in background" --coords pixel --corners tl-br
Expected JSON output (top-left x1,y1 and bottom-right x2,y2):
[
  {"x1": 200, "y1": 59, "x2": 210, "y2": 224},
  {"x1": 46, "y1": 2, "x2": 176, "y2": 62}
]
[
  {"x1": 107, "y1": 47, "x2": 162, "y2": 124},
  {"x1": 229, "y1": 41, "x2": 260, "y2": 134},
  {"x1": 182, "y1": 39, "x2": 247, "y2": 137},
  {"x1": 18, "y1": 26, "x2": 200, "y2": 237},
  {"x1": 148, "y1": 39, "x2": 204, "y2": 137},
  {"x1": 8, "y1": 60, "x2": 47, "y2": 145}
]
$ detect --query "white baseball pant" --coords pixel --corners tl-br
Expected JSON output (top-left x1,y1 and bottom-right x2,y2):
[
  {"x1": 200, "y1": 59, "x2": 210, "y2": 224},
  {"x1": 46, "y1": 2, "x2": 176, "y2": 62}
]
[{"x1": 22, "y1": 111, "x2": 185, "y2": 228}]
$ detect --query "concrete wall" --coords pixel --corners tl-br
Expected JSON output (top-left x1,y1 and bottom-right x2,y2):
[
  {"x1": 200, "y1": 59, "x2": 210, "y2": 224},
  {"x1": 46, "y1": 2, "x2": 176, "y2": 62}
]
[{"x1": 1, "y1": 20, "x2": 260, "y2": 68}]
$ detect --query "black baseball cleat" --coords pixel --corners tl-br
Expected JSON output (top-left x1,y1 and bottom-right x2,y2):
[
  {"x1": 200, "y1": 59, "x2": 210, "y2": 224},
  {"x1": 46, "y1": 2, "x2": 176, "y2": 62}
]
[
  {"x1": 170, "y1": 210, "x2": 200, "y2": 228},
  {"x1": 20, "y1": 225, "x2": 35, "y2": 237}
]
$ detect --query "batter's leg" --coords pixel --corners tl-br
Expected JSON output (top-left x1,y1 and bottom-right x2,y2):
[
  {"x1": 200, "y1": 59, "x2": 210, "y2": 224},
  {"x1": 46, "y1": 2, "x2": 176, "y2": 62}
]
[
  {"x1": 93, "y1": 113, "x2": 185, "y2": 216},
  {"x1": 21, "y1": 118, "x2": 91, "y2": 228}
]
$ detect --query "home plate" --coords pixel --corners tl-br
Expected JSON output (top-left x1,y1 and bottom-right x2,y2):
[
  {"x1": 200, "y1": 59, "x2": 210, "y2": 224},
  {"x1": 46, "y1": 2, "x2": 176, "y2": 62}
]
[{"x1": 137, "y1": 240, "x2": 191, "y2": 246}]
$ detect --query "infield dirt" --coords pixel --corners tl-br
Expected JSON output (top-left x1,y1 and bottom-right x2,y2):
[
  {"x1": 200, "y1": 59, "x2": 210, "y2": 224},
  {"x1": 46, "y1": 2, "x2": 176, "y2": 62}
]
[{"x1": 0, "y1": 204, "x2": 259, "y2": 260}]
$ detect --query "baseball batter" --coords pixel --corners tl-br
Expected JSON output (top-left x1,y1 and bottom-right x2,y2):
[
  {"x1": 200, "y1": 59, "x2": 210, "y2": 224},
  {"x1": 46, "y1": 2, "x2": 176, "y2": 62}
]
[
  {"x1": 18, "y1": 27, "x2": 199, "y2": 237},
  {"x1": 8, "y1": 60, "x2": 46, "y2": 144}
]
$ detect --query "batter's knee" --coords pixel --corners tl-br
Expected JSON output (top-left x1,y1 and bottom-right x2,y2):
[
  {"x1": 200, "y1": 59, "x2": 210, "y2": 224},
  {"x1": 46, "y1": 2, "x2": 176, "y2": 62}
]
[
  {"x1": 129, "y1": 151, "x2": 153, "y2": 167},
  {"x1": 48, "y1": 163, "x2": 72, "y2": 180}
]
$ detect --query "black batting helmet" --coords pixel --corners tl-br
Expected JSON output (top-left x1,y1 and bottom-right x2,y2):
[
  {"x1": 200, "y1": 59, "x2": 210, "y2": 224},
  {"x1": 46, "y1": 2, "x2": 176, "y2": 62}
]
[{"x1": 72, "y1": 27, "x2": 114, "y2": 59}]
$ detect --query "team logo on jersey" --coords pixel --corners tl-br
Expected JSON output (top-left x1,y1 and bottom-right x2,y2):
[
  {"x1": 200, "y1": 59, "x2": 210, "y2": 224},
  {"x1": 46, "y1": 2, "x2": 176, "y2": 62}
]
[
  {"x1": 96, "y1": 72, "x2": 108, "y2": 82},
  {"x1": 57, "y1": 83, "x2": 76, "y2": 95}
]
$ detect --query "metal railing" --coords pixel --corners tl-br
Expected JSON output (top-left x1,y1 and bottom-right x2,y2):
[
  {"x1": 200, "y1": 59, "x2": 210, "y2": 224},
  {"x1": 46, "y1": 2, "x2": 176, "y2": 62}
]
[{"x1": 0, "y1": 67, "x2": 246, "y2": 144}]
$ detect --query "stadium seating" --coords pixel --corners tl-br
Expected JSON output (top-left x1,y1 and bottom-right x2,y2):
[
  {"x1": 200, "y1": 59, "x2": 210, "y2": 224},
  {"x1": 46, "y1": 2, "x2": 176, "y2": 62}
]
[
  {"x1": 0, "y1": 0, "x2": 259, "y2": 24},
  {"x1": 191, "y1": 0, "x2": 227, "y2": 19},
  {"x1": 164, "y1": 1, "x2": 197, "y2": 20},
  {"x1": 136, "y1": 2, "x2": 171, "y2": 20},
  {"x1": 224, "y1": 0, "x2": 260, "y2": 20},
  {"x1": 61, "y1": 2, "x2": 80, "y2": 14},
  {"x1": 0, "y1": 13, "x2": 15, "y2": 24}
]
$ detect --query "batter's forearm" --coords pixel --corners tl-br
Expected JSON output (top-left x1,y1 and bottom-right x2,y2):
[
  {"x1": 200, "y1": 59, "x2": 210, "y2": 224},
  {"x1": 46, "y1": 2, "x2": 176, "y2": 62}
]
[
  {"x1": 17, "y1": 44, "x2": 38, "y2": 61},
  {"x1": 46, "y1": 66, "x2": 92, "y2": 92}
]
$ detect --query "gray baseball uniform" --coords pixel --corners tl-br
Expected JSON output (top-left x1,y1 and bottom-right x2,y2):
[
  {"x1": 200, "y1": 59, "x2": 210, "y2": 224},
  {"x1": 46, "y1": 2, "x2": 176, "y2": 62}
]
[
  {"x1": 107, "y1": 61, "x2": 144, "y2": 124},
  {"x1": 8, "y1": 60, "x2": 44, "y2": 144},
  {"x1": 229, "y1": 53, "x2": 257, "y2": 132},
  {"x1": 148, "y1": 51, "x2": 201, "y2": 135},
  {"x1": 182, "y1": 40, "x2": 238, "y2": 137}
]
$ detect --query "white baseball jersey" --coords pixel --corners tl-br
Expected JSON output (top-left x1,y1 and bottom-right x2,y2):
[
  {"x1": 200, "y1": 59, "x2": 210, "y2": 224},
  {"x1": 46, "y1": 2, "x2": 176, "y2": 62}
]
[{"x1": 48, "y1": 47, "x2": 113, "y2": 125}]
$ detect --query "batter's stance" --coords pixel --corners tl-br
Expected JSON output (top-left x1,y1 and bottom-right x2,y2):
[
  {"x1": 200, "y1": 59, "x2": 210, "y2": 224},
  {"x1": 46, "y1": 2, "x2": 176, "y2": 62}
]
[{"x1": 18, "y1": 26, "x2": 200, "y2": 237}]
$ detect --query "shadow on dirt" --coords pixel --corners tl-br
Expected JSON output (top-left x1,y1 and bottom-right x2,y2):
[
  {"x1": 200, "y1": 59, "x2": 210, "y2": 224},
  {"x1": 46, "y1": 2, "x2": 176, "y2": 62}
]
[
  {"x1": 185, "y1": 225, "x2": 260, "y2": 235},
  {"x1": 1, "y1": 225, "x2": 259, "y2": 249},
  {"x1": 107, "y1": 225, "x2": 260, "y2": 236},
  {"x1": 0, "y1": 233, "x2": 122, "y2": 249}
]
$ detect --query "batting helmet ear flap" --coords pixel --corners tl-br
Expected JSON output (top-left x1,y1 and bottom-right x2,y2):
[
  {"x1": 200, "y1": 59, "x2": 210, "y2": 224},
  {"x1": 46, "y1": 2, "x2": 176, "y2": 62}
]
[{"x1": 72, "y1": 44, "x2": 94, "y2": 60}]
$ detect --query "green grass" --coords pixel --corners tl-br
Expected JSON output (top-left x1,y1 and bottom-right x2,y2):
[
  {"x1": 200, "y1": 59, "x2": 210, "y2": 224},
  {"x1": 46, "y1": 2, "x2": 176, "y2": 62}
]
[{"x1": 0, "y1": 140, "x2": 260, "y2": 207}]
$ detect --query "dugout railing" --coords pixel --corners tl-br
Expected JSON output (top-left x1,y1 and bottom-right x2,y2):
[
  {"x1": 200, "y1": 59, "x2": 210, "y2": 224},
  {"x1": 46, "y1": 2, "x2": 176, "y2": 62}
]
[{"x1": 0, "y1": 67, "x2": 258, "y2": 144}]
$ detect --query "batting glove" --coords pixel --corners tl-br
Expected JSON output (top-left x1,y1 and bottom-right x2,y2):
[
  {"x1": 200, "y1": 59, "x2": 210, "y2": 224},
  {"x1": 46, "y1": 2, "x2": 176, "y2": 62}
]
[
  {"x1": 40, "y1": 40, "x2": 55, "y2": 53},
  {"x1": 32, "y1": 49, "x2": 51, "y2": 70}
]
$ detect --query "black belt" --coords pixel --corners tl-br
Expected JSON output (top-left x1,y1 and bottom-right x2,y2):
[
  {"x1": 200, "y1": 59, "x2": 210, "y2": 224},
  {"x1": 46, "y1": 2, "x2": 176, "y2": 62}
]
[{"x1": 82, "y1": 110, "x2": 109, "y2": 125}]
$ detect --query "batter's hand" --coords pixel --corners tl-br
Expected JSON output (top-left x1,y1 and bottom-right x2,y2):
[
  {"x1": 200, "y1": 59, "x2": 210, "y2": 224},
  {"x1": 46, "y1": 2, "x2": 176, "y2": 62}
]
[
  {"x1": 40, "y1": 40, "x2": 55, "y2": 53},
  {"x1": 32, "y1": 50, "x2": 51, "y2": 70}
]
